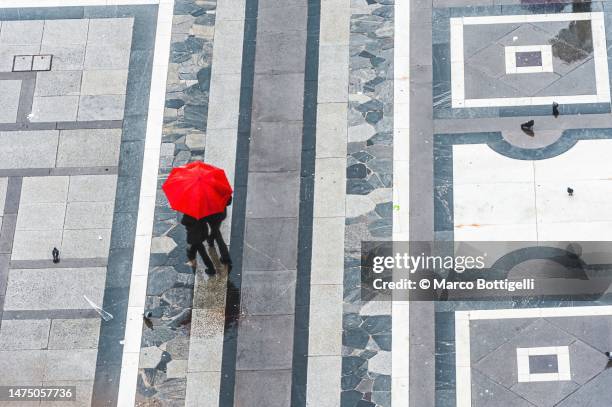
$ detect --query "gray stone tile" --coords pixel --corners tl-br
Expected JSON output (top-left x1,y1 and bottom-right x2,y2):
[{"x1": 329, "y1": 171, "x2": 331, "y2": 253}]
[
  {"x1": 243, "y1": 217, "x2": 298, "y2": 271},
  {"x1": 258, "y1": 6, "x2": 308, "y2": 33},
  {"x1": 34, "y1": 71, "x2": 82, "y2": 97},
  {"x1": 470, "y1": 318, "x2": 532, "y2": 362},
  {"x1": 236, "y1": 315, "x2": 294, "y2": 370},
  {"x1": 56, "y1": 129, "x2": 121, "y2": 168},
  {"x1": 471, "y1": 369, "x2": 534, "y2": 407},
  {"x1": 84, "y1": 45, "x2": 131, "y2": 70},
  {"x1": 511, "y1": 380, "x2": 579, "y2": 407},
  {"x1": 568, "y1": 340, "x2": 608, "y2": 385},
  {"x1": 241, "y1": 269, "x2": 296, "y2": 315},
  {"x1": 48, "y1": 319, "x2": 101, "y2": 349},
  {"x1": 11, "y1": 229, "x2": 62, "y2": 261},
  {"x1": 80, "y1": 69, "x2": 128, "y2": 95},
  {"x1": 249, "y1": 121, "x2": 302, "y2": 172},
  {"x1": 68, "y1": 175, "x2": 117, "y2": 202},
  {"x1": 0, "y1": 319, "x2": 50, "y2": 350},
  {"x1": 557, "y1": 368, "x2": 612, "y2": 407},
  {"x1": 0, "y1": 130, "x2": 58, "y2": 169},
  {"x1": 0, "y1": 80, "x2": 21, "y2": 123},
  {"x1": 31, "y1": 96, "x2": 79, "y2": 122},
  {"x1": 246, "y1": 172, "x2": 300, "y2": 218},
  {"x1": 61, "y1": 229, "x2": 111, "y2": 258},
  {"x1": 77, "y1": 95, "x2": 126, "y2": 121},
  {"x1": 87, "y1": 18, "x2": 134, "y2": 47},
  {"x1": 64, "y1": 201, "x2": 114, "y2": 229},
  {"x1": 234, "y1": 370, "x2": 292, "y2": 407},
  {"x1": 16, "y1": 202, "x2": 66, "y2": 231},
  {"x1": 185, "y1": 372, "x2": 220, "y2": 406},
  {"x1": 528, "y1": 354, "x2": 558, "y2": 374},
  {"x1": 21, "y1": 176, "x2": 69, "y2": 204},
  {"x1": 12, "y1": 55, "x2": 32, "y2": 72},
  {"x1": 44, "y1": 349, "x2": 98, "y2": 381},
  {"x1": 42, "y1": 19, "x2": 89, "y2": 46},
  {"x1": 547, "y1": 315, "x2": 612, "y2": 353},
  {"x1": 3, "y1": 267, "x2": 106, "y2": 310},
  {"x1": 33, "y1": 55, "x2": 52, "y2": 71},
  {"x1": 0, "y1": 177, "x2": 7, "y2": 211},
  {"x1": 473, "y1": 339, "x2": 519, "y2": 388},
  {"x1": 0, "y1": 254, "x2": 8, "y2": 294},
  {"x1": 0, "y1": 20, "x2": 44, "y2": 45},
  {"x1": 255, "y1": 31, "x2": 307, "y2": 74},
  {"x1": 0, "y1": 350, "x2": 45, "y2": 385},
  {"x1": 40, "y1": 44, "x2": 85, "y2": 71},
  {"x1": 252, "y1": 73, "x2": 304, "y2": 122}
]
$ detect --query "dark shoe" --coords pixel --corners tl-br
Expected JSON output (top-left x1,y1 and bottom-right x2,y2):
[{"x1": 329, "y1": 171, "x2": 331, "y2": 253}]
[
  {"x1": 204, "y1": 268, "x2": 217, "y2": 276},
  {"x1": 521, "y1": 120, "x2": 535, "y2": 134}
]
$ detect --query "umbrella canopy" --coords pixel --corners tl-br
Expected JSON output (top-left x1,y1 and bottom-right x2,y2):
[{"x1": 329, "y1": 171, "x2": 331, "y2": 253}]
[{"x1": 162, "y1": 161, "x2": 233, "y2": 219}]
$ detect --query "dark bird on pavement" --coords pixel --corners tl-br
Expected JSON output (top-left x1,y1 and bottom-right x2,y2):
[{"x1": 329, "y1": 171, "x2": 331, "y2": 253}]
[
  {"x1": 567, "y1": 187, "x2": 574, "y2": 196},
  {"x1": 143, "y1": 312, "x2": 154, "y2": 330},
  {"x1": 521, "y1": 120, "x2": 535, "y2": 136},
  {"x1": 553, "y1": 102, "x2": 560, "y2": 118},
  {"x1": 605, "y1": 352, "x2": 612, "y2": 369},
  {"x1": 52, "y1": 247, "x2": 60, "y2": 264}
]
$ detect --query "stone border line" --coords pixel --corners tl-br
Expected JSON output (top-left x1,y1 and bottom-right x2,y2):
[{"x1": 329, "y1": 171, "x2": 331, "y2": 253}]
[
  {"x1": 0, "y1": 177, "x2": 21, "y2": 332},
  {"x1": 304, "y1": 0, "x2": 349, "y2": 405},
  {"x1": 184, "y1": 0, "x2": 246, "y2": 405},
  {"x1": 392, "y1": 1, "x2": 411, "y2": 406}
]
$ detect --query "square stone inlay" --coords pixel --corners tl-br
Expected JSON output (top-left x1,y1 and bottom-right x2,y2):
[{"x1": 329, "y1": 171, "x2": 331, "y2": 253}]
[
  {"x1": 516, "y1": 51, "x2": 542, "y2": 68},
  {"x1": 449, "y1": 12, "x2": 610, "y2": 107},
  {"x1": 528, "y1": 354, "x2": 558, "y2": 374}
]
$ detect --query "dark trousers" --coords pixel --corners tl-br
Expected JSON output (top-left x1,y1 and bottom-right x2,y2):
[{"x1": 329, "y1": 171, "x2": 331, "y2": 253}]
[
  {"x1": 207, "y1": 220, "x2": 231, "y2": 263},
  {"x1": 187, "y1": 241, "x2": 215, "y2": 270}
]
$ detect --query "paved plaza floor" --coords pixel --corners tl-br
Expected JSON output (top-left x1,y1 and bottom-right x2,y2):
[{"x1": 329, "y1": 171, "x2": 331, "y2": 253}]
[{"x1": 0, "y1": 0, "x2": 611, "y2": 407}]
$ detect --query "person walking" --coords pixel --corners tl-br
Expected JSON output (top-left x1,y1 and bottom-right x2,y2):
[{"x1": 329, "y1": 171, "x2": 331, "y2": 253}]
[
  {"x1": 203, "y1": 195, "x2": 232, "y2": 269},
  {"x1": 181, "y1": 214, "x2": 216, "y2": 275}
]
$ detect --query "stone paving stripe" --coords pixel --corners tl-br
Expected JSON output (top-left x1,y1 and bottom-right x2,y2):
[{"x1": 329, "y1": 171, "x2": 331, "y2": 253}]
[
  {"x1": 2, "y1": 309, "x2": 99, "y2": 320},
  {"x1": 9, "y1": 258, "x2": 107, "y2": 269},
  {"x1": 0, "y1": 169, "x2": 50, "y2": 177},
  {"x1": 219, "y1": 0, "x2": 258, "y2": 405},
  {"x1": 16, "y1": 78, "x2": 36, "y2": 123},
  {"x1": 49, "y1": 166, "x2": 118, "y2": 176},
  {"x1": 0, "y1": 120, "x2": 123, "y2": 132},
  {"x1": 3, "y1": 177, "x2": 21, "y2": 215},
  {"x1": 56, "y1": 120, "x2": 124, "y2": 130},
  {"x1": 291, "y1": 0, "x2": 320, "y2": 404}
]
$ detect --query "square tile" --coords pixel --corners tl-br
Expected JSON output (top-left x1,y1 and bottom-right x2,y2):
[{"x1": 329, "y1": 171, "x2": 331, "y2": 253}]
[
  {"x1": 44, "y1": 349, "x2": 98, "y2": 381},
  {"x1": 80, "y1": 69, "x2": 129, "y2": 95},
  {"x1": 48, "y1": 319, "x2": 100, "y2": 349},
  {"x1": 0, "y1": 130, "x2": 59, "y2": 169},
  {"x1": 84, "y1": 45, "x2": 131, "y2": 70},
  {"x1": 68, "y1": 175, "x2": 118, "y2": 202},
  {"x1": 4, "y1": 267, "x2": 106, "y2": 310},
  {"x1": 0, "y1": 319, "x2": 50, "y2": 350},
  {"x1": 529, "y1": 354, "x2": 558, "y2": 374},
  {"x1": 32, "y1": 54, "x2": 52, "y2": 71},
  {"x1": 35, "y1": 71, "x2": 81, "y2": 96},
  {"x1": 87, "y1": 18, "x2": 134, "y2": 47},
  {"x1": 517, "y1": 346, "x2": 571, "y2": 382},
  {"x1": 0, "y1": 351, "x2": 45, "y2": 385},
  {"x1": 12, "y1": 55, "x2": 32, "y2": 72},
  {"x1": 505, "y1": 45, "x2": 552, "y2": 74},
  {"x1": 11, "y1": 229, "x2": 63, "y2": 260},
  {"x1": 21, "y1": 176, "x2": 69, "y2": 203},
  {"x1": 42, "y1": 19, "x2": 89, "y2": 46},
  {"x1": 31, "y1": 96, "x2": 79, "y2": 122},
  {"x1": 449, "y1": 12, "x2": 609, "y2": 108},
  {"x1": 61, "y1": 228, "x2": 111, "y2": 258},
  {"x1": 16, "y1": 202, "x2": 66, "y2": 231},
  {"x1": 64, "y1": 201, "x2": 114, "y2": 229},
  {"x1": 0, "y1": 80, "x2": 21, "y2": 123},
  {"x1": 56, "y1": 129, "x2": 121, "y2": 168},
  {"x1": 0, "y1": 20, "x2": 44, "y2": 45},
  {"x1": 77, "y1": 95, "x2": 126, "y2": 121}
]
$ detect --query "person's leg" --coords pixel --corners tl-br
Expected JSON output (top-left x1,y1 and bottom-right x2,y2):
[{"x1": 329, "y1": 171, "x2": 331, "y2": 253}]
[
  {"x1": 186, "y1": 244, "x2": 197, "y2": 269},
  {"x1": 195, "y1": 241, "x2": 216, "y2": 274},
  {"x1": 209, "y1": 221, "x2": 231, "y2": 264}
]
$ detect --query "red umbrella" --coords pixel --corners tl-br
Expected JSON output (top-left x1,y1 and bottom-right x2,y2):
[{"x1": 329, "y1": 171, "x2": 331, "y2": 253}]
[{"x1": 162, "y1": 161, "x2": 233, "y2": 219}]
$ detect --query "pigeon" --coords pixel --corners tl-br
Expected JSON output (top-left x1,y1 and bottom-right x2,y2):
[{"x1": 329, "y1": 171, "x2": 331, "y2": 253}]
[
  {"x1": 567, "y1": 187, "x2": 574, "y2": 196},
  {"x1": 552, "y1": 102, "x2": 560, "y2": 118},
  {"x1": 606, "y1": 351, "x2": 612, "y2": 361},
  {"x1": 52, "y1": 247, "x2": 60, "y2": 264},
  {"x1": 143, "y1": 312, "x2": 154, "y2": 330},
  {"x1": 521, "y1": 120, "x2": 535, "y2": 136}
]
